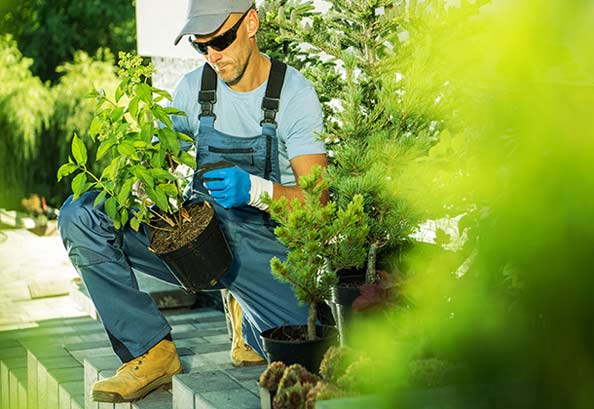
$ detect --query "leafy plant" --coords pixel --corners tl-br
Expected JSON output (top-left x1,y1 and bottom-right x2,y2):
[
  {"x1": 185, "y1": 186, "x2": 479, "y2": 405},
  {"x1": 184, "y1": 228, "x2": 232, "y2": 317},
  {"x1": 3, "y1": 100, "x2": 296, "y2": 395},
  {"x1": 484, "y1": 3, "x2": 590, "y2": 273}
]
[
  {"x1": 265, "y1": 165, "x2": 369, "y2": 340},
  {"x1": 57, "y1": 53, "x2": 195, "y2": 232}
]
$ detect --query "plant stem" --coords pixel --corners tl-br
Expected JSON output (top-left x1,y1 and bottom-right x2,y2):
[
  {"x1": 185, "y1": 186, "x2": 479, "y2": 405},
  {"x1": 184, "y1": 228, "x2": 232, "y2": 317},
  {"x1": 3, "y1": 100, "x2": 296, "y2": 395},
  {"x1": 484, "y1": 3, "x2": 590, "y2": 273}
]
[
  {"x1": 366, "y1": 241, "x2": 379, "y2": 284},
  {"x1": 307, "y1": 302, "x2": 317, "y2": 341},
  {"x1": 148, "y1": 207, "x2": 175, "y2": 227}
]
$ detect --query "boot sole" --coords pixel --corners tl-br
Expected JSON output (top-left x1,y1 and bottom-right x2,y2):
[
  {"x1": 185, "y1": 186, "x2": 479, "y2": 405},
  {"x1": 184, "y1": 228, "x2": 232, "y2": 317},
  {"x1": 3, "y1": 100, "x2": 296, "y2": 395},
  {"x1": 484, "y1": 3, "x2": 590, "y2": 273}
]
[
  {"x1": 231, "y1": 358, "x2": 267, "y2": 368},
  {"x1": 93, "y1": 366, "x2": 182, "y2": 403}
]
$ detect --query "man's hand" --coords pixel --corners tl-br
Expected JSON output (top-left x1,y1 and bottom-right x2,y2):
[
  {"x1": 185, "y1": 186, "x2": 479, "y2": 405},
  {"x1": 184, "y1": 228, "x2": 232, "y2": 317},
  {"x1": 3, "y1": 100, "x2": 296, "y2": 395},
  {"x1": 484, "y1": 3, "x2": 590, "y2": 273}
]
[{"x1": 202, "y1": 166, "x2": 251, "y2": 209}]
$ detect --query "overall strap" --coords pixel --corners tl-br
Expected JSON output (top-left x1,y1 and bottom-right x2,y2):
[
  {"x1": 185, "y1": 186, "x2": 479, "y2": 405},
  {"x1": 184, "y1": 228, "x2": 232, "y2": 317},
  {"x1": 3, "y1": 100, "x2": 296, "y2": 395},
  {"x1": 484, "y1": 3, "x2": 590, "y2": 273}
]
[
  {"x1": 199, "y1": 64, "x2": 217, "y2": 122},
  {"x1": 261, "y1": 59, "x2": 287, "y2": 128},
  {"x1": 261, "y1": 59, "x2": 287, "y2": 180}
]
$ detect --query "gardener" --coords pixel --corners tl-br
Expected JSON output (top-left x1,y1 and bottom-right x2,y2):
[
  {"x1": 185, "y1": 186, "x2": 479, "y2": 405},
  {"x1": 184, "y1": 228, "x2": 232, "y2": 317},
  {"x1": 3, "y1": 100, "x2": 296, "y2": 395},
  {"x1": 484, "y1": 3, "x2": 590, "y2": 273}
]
[{"x1": 57, "y1": 0, "x2": 327, "y2": 403}]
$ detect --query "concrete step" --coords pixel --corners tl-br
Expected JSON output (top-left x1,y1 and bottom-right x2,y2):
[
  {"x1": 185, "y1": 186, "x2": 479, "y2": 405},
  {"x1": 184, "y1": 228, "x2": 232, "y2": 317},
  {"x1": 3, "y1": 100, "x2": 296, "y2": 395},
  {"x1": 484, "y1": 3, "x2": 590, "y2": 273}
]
[{"x1": 1, "y1": 306, "x2": 259, "y2": 409}]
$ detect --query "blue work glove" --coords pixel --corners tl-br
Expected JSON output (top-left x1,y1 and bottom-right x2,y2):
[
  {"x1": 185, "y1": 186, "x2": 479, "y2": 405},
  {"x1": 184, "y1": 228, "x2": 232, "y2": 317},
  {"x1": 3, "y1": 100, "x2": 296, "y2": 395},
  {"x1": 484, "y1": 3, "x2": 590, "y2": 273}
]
[{"x1": 202, "y1": 166, "x2": 251, "y2": 209}]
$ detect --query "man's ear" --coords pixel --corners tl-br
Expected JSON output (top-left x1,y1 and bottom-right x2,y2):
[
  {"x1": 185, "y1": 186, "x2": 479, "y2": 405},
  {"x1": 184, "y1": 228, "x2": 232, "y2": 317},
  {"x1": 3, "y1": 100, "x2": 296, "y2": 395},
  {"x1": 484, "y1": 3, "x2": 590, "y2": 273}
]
[{"x1": 245, "y1": 8, "x2": 259, "y2": 38}]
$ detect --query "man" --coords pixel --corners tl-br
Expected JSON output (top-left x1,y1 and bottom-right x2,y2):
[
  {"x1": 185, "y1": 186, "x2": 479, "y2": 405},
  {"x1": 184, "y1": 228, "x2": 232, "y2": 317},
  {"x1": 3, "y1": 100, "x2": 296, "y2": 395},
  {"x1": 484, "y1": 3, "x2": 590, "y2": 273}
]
[{"x1": 58, "y1": 0, "x2": 327, "y2": 403}]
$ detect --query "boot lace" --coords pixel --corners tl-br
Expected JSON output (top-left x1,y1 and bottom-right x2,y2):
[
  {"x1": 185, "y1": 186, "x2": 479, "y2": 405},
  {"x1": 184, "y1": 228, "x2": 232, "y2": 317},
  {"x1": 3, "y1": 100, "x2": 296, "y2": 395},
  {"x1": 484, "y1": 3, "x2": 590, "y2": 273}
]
[{"x1": 117, "y1": 353, "x2": 148, "y2": 372}]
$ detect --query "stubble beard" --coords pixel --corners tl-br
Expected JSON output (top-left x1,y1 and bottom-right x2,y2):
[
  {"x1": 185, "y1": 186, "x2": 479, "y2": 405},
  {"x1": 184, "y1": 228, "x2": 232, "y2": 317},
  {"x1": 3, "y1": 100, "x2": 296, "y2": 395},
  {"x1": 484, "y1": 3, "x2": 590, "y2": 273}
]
[{"x1": 216, "y1": 48, "x2": 252, "y2": 87}]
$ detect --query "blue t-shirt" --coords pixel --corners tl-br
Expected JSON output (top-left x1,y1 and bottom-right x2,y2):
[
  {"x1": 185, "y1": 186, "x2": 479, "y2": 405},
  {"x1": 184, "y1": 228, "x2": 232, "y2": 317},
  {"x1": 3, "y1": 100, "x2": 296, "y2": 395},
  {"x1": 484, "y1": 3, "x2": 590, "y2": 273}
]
[{"x1": 169, "y1": 58, "x2": 326, "y2": 186}]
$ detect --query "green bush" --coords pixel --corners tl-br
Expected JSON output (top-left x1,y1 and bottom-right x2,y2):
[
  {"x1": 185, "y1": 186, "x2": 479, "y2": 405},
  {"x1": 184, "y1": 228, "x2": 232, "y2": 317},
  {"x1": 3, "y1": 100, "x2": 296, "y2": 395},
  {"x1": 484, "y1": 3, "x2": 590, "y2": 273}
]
[{"x1": 0, "y1": 34, "x2": 53, "y2": 208}]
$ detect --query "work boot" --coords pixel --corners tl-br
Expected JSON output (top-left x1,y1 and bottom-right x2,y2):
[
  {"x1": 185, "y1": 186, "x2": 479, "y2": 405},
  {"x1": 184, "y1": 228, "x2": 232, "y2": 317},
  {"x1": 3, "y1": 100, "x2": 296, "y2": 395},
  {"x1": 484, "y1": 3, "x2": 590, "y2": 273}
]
[
  {"x1": 92, "y1": 338, "x2": 182, "y2": 402},
  {"x1": 227, "y1": 293, "x2": 266, "y2": 367}
]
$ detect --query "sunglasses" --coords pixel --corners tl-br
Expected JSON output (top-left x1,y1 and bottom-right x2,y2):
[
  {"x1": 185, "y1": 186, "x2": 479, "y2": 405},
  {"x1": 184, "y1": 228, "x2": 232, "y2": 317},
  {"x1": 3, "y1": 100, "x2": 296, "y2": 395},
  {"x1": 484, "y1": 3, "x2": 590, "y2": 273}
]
[{"x1": 189, "y1": 6, "x2": 254, "y2": 55}]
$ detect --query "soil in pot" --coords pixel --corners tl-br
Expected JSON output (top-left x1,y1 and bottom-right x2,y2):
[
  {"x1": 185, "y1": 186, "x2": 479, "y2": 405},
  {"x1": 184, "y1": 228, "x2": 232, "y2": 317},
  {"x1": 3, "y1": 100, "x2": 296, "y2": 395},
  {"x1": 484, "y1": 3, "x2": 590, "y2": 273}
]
[
  {"x1": 261, "y1": 325, "x2": 338, "y2": 373},
  {"x1": 149, "y1": 201, "x2": 233, "y2": 292},
  {"x1": 150, "y1": 201, "x2": 213, "y2": 253}
]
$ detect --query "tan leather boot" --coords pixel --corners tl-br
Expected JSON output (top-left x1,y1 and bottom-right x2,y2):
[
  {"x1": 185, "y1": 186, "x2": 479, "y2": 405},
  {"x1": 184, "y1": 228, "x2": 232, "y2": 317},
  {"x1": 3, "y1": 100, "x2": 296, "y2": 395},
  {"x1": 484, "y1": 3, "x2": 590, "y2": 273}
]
[
  {"x1": 92, "y1": 338, "x2": 182, "y2": 402},
  {"x1": 227, "y1": 293, "x2": 266, "y2": 367}
]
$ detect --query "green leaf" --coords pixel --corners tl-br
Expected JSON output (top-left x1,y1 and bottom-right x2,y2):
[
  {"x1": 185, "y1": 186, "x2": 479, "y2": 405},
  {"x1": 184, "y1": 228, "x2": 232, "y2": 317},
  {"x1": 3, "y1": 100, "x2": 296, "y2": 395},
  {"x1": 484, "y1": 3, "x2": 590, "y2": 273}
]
[
  {"x1": 149, "y1": 168, "x2": 175, "y2": 181},
  {"x1": 130, "y1": 216, "x2": 141, "y2": 231},
  {"x1": 163, "y1": 107, "x2": 186, "y2": 116},
  {"x1": 117, "y1": 179, "x2": 134, "y2": 204},
  {"x1": 140, "y1": 122, "x2": 154, "y2": 143},
  {"x1": 159, "y1": 128, "x2": 180, "y2": 154},
  {"x1": 104, "y1": 197, "x2": 117, "y2": 221},
  {"x1": 178, "y1": 151, "x2": 196, "y2": 168},
  {"x1": 71, "y1": 173, "x2": 88, "y2": 200},
  {"x1": 153, "y1": 105, "x2": 173, "y2": 129},
  {"x1": 89, "y1": 116, "x2": 102, "y2": 141},
  {"x1": 117, "y1": 141, "x2": 138, "y2": 159},
  {"x1": 110, "y1": 106, "x2": 126, "y2": 122},
  {"x1": 158, "y1": 183, "x2": 178, "y2": 197},
  {"x1": 120, "y1": 208, "x2": 129, "y2": 226},
  {"x1": 97, "y1": 140, "x2": 116, "y2": 160},
  {"x1": 151, "y1": 188, "x2": 170, "y2": 212},
  {"x1": 129, "y1": 96, "x2": 140, "y2": 120},
  {"x1": 178, "y1": 132, "x2": 194, "y2": 143},
  {"x1": 57, "y1": 163, "x2": 78, "y2": 182},
  {"x1": 135, "y1": 83, "x2": 152, "y2": 104},
  {"x1": 71, "y1": 134, "x2": 88, "y2": 165},
  {"x1": 133, "y1": 166, "x2": 154, "y2": 189},
  {"x1": 101, "y1": 158, "x2": 119, "y2": 181},
  {"x1": 93, "y1": 190, "x2": 108, "y2": 207},
  {"x1": 153, "y1": 88, "x2": 172, "y2": 101}
]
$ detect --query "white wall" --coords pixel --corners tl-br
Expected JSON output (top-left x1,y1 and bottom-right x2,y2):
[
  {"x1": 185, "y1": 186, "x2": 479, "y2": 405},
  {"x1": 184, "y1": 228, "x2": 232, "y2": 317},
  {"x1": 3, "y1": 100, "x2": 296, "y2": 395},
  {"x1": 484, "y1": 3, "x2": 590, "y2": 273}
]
[
  {"x1": 136, "y1": 0, "x2": 199, "y2": 59},
  {"x1": 136, "y1": 0, "x2": 331, "y2": 58}
]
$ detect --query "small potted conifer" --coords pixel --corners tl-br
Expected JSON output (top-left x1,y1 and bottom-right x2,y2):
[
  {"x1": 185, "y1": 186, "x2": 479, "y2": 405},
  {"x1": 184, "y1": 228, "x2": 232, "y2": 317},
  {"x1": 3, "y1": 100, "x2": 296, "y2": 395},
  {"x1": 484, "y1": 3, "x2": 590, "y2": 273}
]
[
  {"x1": 57, "y1": 53, "x2": 232, "y2": 291},
  {"x1": 260, "y1": 166, "x2": 368, "y2": 372}
]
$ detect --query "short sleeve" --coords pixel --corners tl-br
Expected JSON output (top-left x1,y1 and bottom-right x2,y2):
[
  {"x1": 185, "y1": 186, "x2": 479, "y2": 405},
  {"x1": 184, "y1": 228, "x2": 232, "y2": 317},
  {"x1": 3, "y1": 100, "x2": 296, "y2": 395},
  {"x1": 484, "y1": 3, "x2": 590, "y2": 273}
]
[
  {"x1": 169, "y1": 74, "x2": 194, "y2": 139},
  {"x1": 280, "y1": 85, "x2": 326, "y2": 160}
]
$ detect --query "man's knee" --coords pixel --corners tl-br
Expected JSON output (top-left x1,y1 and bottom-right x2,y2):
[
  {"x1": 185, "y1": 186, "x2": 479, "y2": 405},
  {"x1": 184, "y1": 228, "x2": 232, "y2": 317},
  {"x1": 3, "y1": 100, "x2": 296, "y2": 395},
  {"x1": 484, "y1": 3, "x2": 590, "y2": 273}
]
[{"x1": 58, "y1": 192, "x2": 102, "y2": 240}]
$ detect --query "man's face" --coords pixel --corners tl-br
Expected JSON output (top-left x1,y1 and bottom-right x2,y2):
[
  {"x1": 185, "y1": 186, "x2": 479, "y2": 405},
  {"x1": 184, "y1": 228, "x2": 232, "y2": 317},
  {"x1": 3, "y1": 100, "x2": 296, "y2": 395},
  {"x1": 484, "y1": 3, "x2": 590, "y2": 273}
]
[{"x1": 192, "y1": 9, "x2": 254, "y2": 86}]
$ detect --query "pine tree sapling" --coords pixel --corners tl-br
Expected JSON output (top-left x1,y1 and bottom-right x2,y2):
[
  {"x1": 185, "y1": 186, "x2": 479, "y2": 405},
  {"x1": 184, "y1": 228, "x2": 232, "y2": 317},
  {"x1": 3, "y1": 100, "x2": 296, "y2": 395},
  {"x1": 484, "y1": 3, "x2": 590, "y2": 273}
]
[
  {"x1": 265, "y1": 165, "x2": 369, "y2": 340},
  {"x1": 57, "y1": 53, "x2": 196, "y2": 235}
]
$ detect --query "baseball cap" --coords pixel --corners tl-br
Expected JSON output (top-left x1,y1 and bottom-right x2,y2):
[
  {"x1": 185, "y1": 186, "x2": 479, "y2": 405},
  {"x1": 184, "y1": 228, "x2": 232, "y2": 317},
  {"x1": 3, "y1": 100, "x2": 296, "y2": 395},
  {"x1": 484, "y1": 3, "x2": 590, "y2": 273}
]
[{"x1": 174, "y1": 0, "x2": 254, "y2": 45}]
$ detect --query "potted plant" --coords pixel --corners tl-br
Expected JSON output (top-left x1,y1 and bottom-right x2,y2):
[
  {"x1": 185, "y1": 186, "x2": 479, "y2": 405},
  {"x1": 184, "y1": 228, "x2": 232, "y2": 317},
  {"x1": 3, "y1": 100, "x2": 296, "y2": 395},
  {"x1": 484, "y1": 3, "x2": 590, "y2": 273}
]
[
  {"x1": 56, "y1": 53, "x2": 232, "y2": 292},
  {"x1": 260, "y1": 165, "x2": 368, "y2": 372}
]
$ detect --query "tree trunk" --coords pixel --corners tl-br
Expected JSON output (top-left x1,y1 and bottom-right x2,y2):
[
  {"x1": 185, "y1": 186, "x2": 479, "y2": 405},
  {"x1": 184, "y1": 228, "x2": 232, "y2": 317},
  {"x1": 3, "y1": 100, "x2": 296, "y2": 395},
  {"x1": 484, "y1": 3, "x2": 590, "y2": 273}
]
[
  {"x1": 307, "y1": 302, "x2": 317, "y2": 341},
  {"x1": 366, "y1": 241, "x2": 379, "y2": 284}
]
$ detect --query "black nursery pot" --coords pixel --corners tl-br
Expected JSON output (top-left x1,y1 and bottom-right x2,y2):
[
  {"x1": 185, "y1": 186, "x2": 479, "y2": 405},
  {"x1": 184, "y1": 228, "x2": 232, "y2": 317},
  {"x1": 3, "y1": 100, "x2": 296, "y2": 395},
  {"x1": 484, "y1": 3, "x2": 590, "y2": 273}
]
[
  {"x1": 153, "y1": 206, "x2": 233, "y2": 293},
  {"x1": 260, "y1": 325, "x2": 338, "y2": 373},
  {"x1": 328, "y1": 272, "x2": 365, "y2": 346}
]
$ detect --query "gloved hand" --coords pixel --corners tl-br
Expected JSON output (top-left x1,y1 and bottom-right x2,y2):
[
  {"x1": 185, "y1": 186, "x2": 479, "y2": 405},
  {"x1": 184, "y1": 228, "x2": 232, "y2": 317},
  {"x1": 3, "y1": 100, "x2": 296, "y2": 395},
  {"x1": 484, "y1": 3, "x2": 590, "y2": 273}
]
[{"x1": 202, "y1": 166, "x2": 251, "y2": 209}]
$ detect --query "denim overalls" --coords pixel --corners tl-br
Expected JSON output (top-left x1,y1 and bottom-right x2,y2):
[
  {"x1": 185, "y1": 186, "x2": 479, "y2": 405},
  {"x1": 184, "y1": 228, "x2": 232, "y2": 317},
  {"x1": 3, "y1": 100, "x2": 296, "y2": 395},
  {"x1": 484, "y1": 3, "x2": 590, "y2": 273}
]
[{"x1": 58, "y1": 60, "x2": 309, "y2": 361}]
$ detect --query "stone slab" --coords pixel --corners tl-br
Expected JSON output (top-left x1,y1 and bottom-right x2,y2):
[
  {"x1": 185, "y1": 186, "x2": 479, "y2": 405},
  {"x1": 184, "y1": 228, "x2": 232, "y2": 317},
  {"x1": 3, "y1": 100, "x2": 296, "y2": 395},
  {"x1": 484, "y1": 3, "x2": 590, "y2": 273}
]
[{"x1": 195, "y1": 388, "x2": 260, "y2": 409}]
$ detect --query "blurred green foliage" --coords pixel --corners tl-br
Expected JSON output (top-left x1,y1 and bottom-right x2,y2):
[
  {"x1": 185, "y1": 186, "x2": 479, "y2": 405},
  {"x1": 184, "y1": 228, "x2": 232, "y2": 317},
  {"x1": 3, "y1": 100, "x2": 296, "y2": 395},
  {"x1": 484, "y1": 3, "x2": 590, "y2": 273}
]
[
  {"x1": 0, "y1": 34, "x2": 54, "y2": 208},
  {"x1": 348, "y1": 1, "x2": 594, "y2": 408},
  {"x1": 0, "y1": 34, "x2": 119, "y2": 209},
  {"x1": 0, "y1": 0, "x2": 135, "y2": 83}
]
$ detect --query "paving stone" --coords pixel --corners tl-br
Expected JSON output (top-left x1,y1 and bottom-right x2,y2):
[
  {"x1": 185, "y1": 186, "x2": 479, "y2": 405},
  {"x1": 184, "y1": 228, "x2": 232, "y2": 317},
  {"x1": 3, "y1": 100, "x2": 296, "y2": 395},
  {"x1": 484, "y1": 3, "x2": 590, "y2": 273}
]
[
  {"x1": 47, "y1": 367, "x2": 84, "y2": 409},
  {"x1": 1, "y1": 356, "x2": 26, "y2": 409},
  {"x1": 131, "y1": 388, "x2": 173, "y2": 409},
  {"x1": 38, "y1": 356, "x2": 82, "y2": 409},
  {"x1": 60, "y1": 381, "x2": 84, "y2": 409},
  {"x1": 224, "y1": 365, "x2": 266, "y2": 383},
  {"x1": 195, "y1": 388, "x2": 260, "y2": 409},
  {"x1": 9, "y1": 367, "x2": 27, "y2": 409},
  {"x1": 65, "y1": 339, "x2": 112, "y2": 353},
  {"x1": 203, "y1": 334, "x2": 230, "y2": 344}
]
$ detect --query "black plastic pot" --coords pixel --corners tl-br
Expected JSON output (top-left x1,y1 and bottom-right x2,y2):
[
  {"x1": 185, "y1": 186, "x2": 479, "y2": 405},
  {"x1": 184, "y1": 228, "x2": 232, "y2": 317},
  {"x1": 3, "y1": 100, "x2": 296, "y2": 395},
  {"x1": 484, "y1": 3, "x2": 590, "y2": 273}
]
[
  {"x1": 328, "y1": 272, "x2": 364, "y2": 346},
  {"x1": 260, "y1": 325, "x2": 338, "y2": 373},
  {"x1": 153, "y1": 203, "x2": 233, "y2": 293}
]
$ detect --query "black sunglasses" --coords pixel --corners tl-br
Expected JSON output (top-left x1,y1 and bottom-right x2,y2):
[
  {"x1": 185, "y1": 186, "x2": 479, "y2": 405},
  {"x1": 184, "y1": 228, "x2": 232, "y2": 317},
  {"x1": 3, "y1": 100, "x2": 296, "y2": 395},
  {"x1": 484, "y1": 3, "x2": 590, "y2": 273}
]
[{"x1": 189, "y1": 6, "x2": 254, "y2": 55}]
